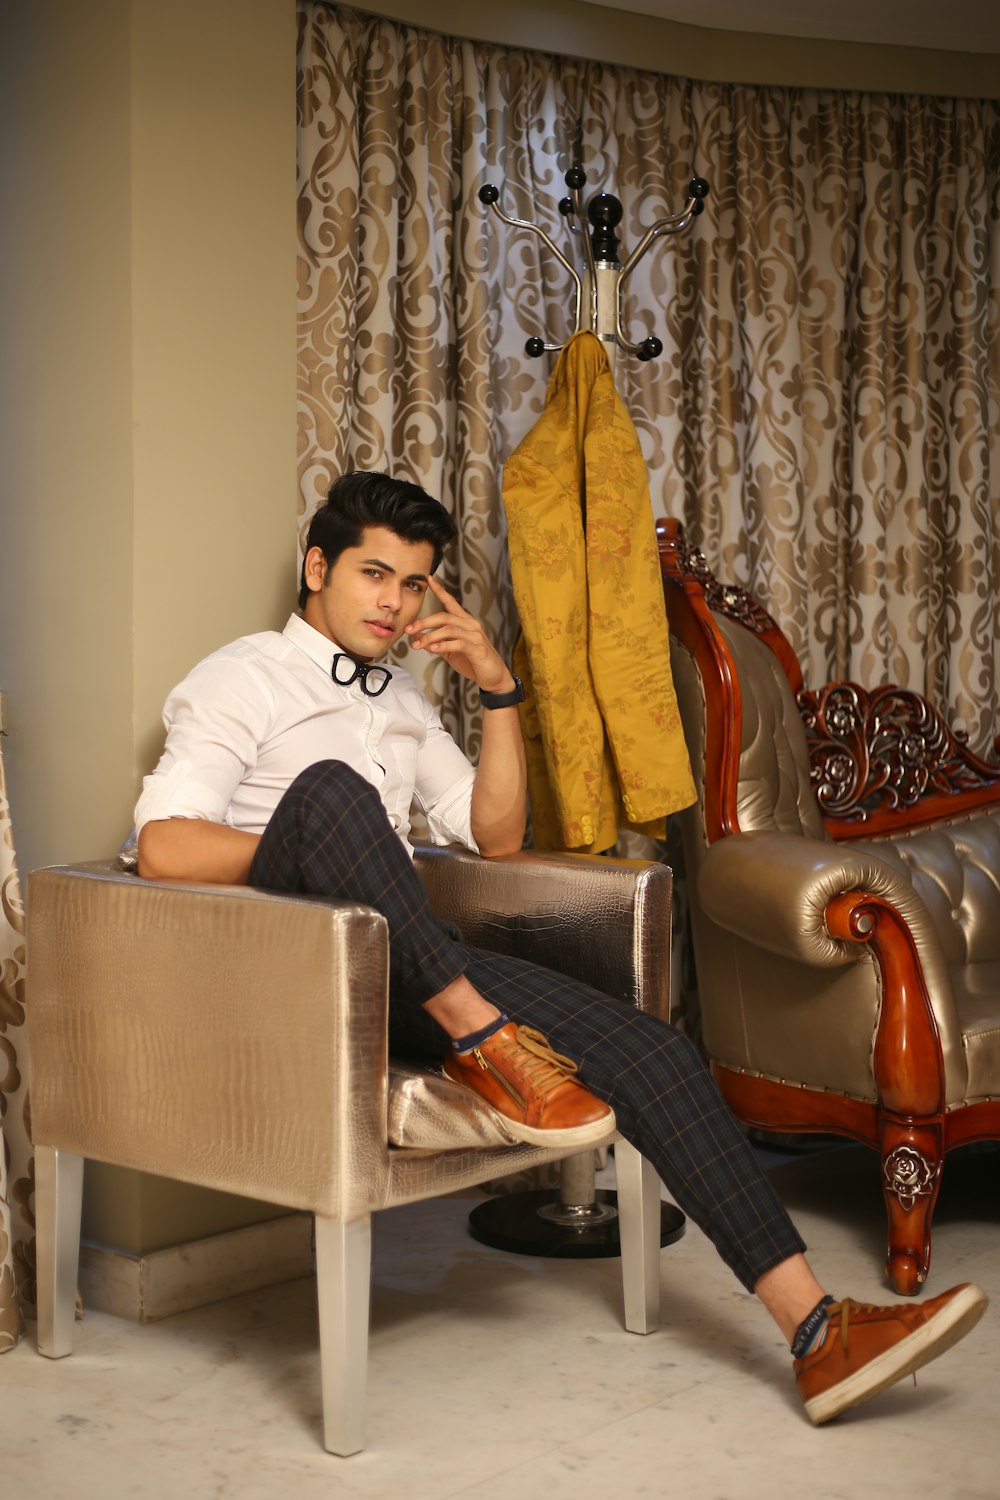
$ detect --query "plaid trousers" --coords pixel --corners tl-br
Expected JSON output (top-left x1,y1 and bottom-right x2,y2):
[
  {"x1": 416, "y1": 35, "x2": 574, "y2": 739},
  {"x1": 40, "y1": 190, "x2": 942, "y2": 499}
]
[{"x1": 248, "y1": 760, "x2": 806, "y2": 1291}]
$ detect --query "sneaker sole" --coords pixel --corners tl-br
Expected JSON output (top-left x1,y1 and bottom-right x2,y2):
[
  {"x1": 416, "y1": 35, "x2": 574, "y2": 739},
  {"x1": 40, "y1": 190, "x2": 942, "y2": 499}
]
[
  {"x1": 804, "y1": 1283, "x2": 989, "y2": 1425},
  {"x1": 488, "y1": 1110, "x2": 617, "y2": 1150},
  {"x1": 441, "y1": 1077, "x2": 617, "y2": 1150}
]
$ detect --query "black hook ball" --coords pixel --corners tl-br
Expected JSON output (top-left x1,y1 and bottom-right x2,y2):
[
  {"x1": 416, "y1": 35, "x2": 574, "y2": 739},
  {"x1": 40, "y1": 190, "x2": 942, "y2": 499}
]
[
  {"x1": 692, "y1": 199, "x2": 705, "y2": 216},
  {"x1": 558, "y1": 197, "x2": 574, "y2": 217},
  {"x1": 587, "y1": 193, "x2": 623, "y2": 228},
  {"x1": 689, "y1": 176, "x2": 710, "y2": 199},
  {"x1": 525, "y1": 337, "x2": 546, "y2": 358},
  {"x1": 565, "y1": 164, "x2": 586, "y2": 190},
  {"x1": 637, "y1": 336, "x2": 663, "y2": 362},
  {"x1": 478, "y1": 183, "x2": 500, "y2": 205}
]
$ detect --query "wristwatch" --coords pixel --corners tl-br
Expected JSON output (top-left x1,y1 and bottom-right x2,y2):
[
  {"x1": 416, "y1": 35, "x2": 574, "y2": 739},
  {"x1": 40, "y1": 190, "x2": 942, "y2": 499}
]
[{"x1": 480, "y1": 675, "x2": 525, "y2": 709}]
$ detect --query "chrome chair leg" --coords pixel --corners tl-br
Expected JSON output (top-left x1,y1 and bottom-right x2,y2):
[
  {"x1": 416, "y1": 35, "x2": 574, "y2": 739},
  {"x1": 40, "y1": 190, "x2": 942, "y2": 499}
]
[
  {"x1": 614, "y1": 1137, "x2": 662, "y2": 1334},
  {"x1": 315, "y1": 1214, "x2": 372, "y2": 1457},
  {"x1": 35, "y1": 1145, "x2": 84, "y2": 1358}
]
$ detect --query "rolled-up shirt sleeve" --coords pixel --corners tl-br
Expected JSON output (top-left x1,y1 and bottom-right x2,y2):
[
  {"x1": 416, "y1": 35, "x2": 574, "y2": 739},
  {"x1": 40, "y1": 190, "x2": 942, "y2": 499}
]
[
  {"x1": 412, "y1": 703, "x2": 478, "y2": 851},
  {"x1": 134, "y1": 657, "x2": 273, "y2": 837}
]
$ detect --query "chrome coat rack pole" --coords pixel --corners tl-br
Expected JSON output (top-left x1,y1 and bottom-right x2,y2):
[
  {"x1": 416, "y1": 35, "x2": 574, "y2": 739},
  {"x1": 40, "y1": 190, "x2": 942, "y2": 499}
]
[
  {"x1": 478, "y1": 163, "x2": 709, "y2": 366},
  {"x1": 464, "y1": 159, "x2": 704, "y2": 1263}
]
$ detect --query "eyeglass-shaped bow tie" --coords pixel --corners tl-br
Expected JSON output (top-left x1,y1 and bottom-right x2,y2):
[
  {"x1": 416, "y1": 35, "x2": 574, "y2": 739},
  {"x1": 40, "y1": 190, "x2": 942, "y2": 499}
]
[{"x1": 331, "y1": 652, "x2": 392, "y2": 698}]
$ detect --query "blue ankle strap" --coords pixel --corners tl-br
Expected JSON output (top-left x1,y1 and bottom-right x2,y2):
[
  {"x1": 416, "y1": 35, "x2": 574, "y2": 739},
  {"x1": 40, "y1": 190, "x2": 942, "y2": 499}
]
[
  {"x1": 451, "y1": 1013, "x2": 510, "y2": 1054},
  {"x1": 791, "y1": 1295, "x2": 835, "y2": 1358}
]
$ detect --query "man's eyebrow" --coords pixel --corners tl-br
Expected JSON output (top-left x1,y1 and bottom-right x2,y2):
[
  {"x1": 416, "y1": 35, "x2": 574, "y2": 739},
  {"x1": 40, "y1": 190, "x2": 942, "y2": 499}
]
[{"x1": 361, "y1": 557, "x2": 428, "y2": 582}]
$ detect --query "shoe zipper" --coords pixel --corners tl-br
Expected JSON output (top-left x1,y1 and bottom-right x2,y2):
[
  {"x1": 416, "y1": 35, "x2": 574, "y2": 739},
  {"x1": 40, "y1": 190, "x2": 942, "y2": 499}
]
[{"x1": 472, "y1": 1047, "x2": 527, "y2": 1110}]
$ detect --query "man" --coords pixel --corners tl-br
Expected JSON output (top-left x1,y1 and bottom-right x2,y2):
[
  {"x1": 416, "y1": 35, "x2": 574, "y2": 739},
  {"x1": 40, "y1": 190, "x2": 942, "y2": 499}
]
[{"x1": 136, "y1": 470, "x2": 987, "y2": 1427}]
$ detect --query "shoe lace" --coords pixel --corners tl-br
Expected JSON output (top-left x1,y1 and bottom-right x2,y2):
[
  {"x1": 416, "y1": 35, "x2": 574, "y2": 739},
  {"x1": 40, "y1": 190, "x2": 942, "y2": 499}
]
[
  {"x1": 494, "y1": 1025, "x2": 580, "y2": 1097},
  {"x1": 826, "y1": 1298, "x2": 879, "y2": 1353}
]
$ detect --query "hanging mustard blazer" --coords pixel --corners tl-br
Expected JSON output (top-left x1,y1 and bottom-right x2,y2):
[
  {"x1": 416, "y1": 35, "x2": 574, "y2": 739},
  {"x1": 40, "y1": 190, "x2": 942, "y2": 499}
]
[{"x1": 502, "y1": 331, "x2": 695, "y2": 853}]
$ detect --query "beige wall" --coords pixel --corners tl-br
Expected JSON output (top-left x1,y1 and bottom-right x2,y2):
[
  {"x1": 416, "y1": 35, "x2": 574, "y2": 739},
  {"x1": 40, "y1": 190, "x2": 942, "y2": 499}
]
[
  {"x1": 1, "y1": 1, "x2": 137, "y2": 881},
  {"x1": 0, "y1": 0, "x2": 298, "y2": 1254},
  {"x1": 129, "y1": 0, "x2": 299, "y2": 776}
]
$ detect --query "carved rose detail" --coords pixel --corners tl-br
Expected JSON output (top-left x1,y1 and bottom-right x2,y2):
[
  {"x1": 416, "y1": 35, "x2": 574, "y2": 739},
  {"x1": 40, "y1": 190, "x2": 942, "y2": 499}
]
[
  {"x1": 674, "y1": 540, "x2": 782, "y2": 638},
  {"x1": 882, "y1": 1145, "x2": 935, "y2": 1211}
]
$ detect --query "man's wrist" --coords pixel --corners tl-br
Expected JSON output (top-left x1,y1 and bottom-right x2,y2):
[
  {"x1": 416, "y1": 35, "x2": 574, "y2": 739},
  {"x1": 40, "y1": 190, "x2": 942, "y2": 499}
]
[
  {"x1": 479, "y1": 674, "x2": 525, "y2": 710},
  {"x1": 476, "y1": 664, "x2": 516, "y2": 695}
]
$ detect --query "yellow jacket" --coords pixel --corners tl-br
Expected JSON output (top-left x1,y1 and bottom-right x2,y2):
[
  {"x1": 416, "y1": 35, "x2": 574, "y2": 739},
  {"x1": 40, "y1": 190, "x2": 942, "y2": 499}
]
[{"x1": 502, "y1": 331, "x2": 695, "y2": 853}]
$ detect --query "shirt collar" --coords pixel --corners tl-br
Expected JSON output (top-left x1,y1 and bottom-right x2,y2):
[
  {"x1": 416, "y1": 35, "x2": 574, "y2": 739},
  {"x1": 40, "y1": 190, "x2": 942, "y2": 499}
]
[
  {"x1": 282, "y1": 613, "x2": 343, "y2": 676},
  {"x1": 282, "y1": 613, "x2": 395, "y2": 688}
]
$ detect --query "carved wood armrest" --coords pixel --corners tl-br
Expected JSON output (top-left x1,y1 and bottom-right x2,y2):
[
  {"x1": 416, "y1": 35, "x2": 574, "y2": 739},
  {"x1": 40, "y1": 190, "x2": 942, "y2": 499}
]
[
  {"x1": 698, "y1": 833, "x2": 881, "y2": 966},
  {"x1": 697, "y1": 830, "x2": 950, "y2": 972}
]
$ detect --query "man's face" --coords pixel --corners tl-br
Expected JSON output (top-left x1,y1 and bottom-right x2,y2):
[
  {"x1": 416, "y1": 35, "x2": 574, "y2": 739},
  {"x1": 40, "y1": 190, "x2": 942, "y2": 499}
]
[{"x1": 302, "y1": 524, "x2": 435, "y2": 661}]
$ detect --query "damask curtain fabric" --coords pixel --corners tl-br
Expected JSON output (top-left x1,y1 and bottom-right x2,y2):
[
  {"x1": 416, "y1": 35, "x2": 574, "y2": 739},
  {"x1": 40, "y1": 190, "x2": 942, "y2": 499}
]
[
  {"x1": 297, "y1": 2, "x2": 1000, "y2": 755},
  {"x1": 0, "y1": 740, "x2": 30, "y2": 1351}
]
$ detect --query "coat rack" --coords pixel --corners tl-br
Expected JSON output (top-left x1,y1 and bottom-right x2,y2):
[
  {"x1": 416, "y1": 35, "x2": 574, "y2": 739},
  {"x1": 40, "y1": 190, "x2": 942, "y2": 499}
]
[{"x1": 479, "y1": 163, "x2": 709, "y2": 363}]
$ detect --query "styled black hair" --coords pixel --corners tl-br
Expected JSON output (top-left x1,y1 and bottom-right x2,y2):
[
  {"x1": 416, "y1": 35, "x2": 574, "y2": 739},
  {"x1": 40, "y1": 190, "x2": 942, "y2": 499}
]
[{"x1": 298, "y1": 470, "x2": 458, "y2": 608}]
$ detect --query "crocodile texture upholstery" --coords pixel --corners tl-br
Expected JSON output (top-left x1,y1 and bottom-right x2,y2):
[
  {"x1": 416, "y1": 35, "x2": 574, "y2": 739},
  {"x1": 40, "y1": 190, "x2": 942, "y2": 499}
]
[
  {"x1": 28, "y1": 846, "x2": 671, "y2": 1453},
  {"x1": 27, "y1": 851, "x2": 670, "y2": 1216}
]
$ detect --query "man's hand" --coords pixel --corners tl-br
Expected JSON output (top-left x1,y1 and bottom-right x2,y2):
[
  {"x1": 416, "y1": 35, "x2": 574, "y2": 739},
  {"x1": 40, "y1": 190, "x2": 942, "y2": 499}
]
[
  {"x1": 406, "y1": 576, "x2": 526, "y2": 855},
  {"x1": 404, "y1": 575, "x2": 514, "y2": 693}
]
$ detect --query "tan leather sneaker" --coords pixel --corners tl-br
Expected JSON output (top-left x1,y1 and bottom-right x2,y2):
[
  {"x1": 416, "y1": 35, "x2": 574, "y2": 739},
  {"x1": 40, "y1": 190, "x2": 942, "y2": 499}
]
[
  {"x1": 442, "y1": 1022, "x2": 615, "y2": 1148},
  {"x1": 795, "y1": 1282, "x2": 988, "y2": 1424}
]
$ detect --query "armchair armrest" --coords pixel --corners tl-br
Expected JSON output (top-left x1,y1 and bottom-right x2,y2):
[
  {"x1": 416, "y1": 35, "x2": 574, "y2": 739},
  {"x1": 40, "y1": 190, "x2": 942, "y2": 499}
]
[
  {"x1": 415, "y1": 846, "x2": 672, "y2": 1019},
  {"x1": 698, "y1": 831, "x2": 963, "y2": 1045},
  {"x1": 27, "y1": 862, "x2": 392, "y2": 1220},
  {"x1": 699, "y1": 831, "x2": 946, "y2": 968}
]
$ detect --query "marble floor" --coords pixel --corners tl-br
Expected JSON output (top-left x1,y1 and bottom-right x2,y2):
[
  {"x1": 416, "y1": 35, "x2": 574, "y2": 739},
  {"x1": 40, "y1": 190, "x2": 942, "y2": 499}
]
[{"x1": 3, "y1": 1143, "x2": 998, "y2": 1500}]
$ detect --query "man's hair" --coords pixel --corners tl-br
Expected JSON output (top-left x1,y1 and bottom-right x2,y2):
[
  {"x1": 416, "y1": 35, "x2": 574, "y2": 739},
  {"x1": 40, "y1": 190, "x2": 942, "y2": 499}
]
[{"x1": 298, "y1": 470, "x2": 458, "y2": 608}]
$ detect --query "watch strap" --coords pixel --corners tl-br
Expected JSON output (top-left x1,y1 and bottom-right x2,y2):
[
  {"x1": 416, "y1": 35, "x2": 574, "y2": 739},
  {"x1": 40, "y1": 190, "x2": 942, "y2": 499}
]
[{"x1": 480, "y1": 675, "x2": 525, "y2": 709}]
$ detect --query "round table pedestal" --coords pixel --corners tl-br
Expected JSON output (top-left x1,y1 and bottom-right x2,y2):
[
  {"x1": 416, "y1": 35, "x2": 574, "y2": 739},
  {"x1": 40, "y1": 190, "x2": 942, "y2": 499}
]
[{"x1": 467, "y1": 1187, "x2": 685, "y2": 1259}]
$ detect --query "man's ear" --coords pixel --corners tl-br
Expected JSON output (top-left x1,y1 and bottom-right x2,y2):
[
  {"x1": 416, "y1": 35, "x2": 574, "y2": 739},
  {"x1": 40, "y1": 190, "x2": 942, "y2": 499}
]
[{"x1": 302, "y1": 546, "x2": 328, "y2": 595}]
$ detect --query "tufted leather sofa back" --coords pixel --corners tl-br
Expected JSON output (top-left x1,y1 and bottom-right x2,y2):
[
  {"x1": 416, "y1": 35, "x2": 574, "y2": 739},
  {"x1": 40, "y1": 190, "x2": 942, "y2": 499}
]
[
  {"x1": 850, "y1": 813, "x2": 1000, "y2": 968},
  {"x1": 722, "y1": 618, "x2": 827, "y2": 841}
]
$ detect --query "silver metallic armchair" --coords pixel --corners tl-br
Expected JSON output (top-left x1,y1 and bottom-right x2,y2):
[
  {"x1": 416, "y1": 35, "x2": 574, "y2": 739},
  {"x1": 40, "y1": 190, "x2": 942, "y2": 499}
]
[{"x1": 27, "y1": 845, "x2": 670, "y2": 1455}]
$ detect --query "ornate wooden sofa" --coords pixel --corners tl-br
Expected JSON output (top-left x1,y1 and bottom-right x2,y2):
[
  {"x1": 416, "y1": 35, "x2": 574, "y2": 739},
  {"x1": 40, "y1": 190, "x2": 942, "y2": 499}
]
[{"x1": 660, "y1": 518, "x2": 1000, "y2": 1295}]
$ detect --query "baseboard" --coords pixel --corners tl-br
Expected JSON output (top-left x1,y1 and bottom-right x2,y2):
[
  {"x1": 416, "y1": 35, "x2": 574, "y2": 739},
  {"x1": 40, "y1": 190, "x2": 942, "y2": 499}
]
[{"x1": 78, "y1": 1212, "x2": 313, "y2": 1322}]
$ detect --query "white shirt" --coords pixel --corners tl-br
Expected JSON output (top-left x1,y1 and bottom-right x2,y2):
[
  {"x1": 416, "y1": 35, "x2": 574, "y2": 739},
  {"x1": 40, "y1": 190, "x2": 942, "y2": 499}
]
[{"x1": 134, "y1": 614, "x2": 478, "y2": 854}]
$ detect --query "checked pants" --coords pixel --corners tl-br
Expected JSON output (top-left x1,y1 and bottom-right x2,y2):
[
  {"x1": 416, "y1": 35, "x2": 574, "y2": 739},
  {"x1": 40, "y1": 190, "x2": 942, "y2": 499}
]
[{"x1": 247, "y1": 759, "x2": 806, "y2": 1292}]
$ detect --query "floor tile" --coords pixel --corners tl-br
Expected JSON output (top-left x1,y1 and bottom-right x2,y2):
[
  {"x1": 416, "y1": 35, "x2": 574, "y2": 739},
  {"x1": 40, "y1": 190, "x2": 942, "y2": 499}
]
[{"x1": 2, "y1": 1144, "x2": 996, "y2": 1499}]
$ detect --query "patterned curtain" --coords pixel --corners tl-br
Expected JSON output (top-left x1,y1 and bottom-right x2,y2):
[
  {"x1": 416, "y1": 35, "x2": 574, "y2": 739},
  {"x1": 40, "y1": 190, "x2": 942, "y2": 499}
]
[
  {"x1": 0, "y1": 739, "x2": 30, "y2": 1350},
  {"x1": 297, "y1": 2, "x2": 1000, "y2": 754}
]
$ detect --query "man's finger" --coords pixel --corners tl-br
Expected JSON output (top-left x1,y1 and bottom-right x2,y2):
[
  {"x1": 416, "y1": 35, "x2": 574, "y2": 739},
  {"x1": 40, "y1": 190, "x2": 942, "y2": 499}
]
[
  {"x1": 408, "y1": 610, "x2": 479, "y2": 638},
  {"x1": 407, "y1": 613, "x2": 455, "y2": 637},
  {"x1": 426, "y1": 574, "x2": 465, "y2": 612}
]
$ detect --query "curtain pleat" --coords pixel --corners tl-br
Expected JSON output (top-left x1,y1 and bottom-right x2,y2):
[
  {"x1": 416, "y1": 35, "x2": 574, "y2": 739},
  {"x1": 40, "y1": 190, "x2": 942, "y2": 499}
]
[
  {"x1": 297, "y1": 2, "x2": 1000, "y2": 755},
  {"x1": 0, "y1": 741, "x2": 29, "y2": 1350}
]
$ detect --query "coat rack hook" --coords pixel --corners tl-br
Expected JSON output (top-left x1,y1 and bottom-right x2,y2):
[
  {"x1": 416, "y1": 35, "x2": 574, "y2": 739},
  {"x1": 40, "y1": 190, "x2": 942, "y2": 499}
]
[{"x1": 479, "y1": 165, "x2": 710, "y2": 362}]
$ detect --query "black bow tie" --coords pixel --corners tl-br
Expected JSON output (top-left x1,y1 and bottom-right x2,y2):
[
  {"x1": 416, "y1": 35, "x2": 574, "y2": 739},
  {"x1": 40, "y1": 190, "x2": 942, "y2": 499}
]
[{"x1": 331, "y1": 652, "x2": 392, "y2": 698}]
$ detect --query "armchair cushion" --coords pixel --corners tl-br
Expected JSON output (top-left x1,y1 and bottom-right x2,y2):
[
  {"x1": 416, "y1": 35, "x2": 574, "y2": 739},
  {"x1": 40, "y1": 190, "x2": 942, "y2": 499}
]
[{"x1": 387, "y1": 1063, "x2": 515, "y2": 1149}]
